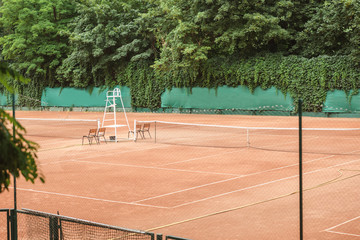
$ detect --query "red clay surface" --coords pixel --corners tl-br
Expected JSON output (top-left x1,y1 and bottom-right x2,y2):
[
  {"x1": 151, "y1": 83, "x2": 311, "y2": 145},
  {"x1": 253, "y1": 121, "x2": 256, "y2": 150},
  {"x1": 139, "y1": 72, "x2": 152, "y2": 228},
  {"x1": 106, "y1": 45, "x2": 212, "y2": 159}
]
[{"x1": 1, "y1": 111, "x2": 360, "y2": 240}]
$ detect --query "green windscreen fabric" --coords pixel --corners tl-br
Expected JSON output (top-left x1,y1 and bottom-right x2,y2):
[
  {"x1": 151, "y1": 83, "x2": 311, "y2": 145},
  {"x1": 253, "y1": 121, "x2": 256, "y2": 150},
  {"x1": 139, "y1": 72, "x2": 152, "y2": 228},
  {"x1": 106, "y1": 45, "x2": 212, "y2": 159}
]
[
  {"x1": 323, "y1": 90, "x2": 360, "y2": 112},
  {"x1": 0, "y1": 93, "x2": 8, "y2": 106},
  {"x1": 41, "y1": 87, "x2": 131, "y2": 107},
  {"x1": 161, "y1": 86, "x2": 293, "y2": 110}
]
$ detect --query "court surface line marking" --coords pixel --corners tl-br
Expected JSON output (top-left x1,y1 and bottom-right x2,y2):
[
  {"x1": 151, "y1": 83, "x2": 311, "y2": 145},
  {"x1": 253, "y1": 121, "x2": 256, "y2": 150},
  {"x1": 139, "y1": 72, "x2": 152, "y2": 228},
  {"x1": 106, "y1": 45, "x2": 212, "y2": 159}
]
[
  {"x1": 39, "y1": 160, "x2": 76, "y2": 166},
  {"x1": 168, "y1": 158, "x2": 360, "y2": 208},
  {"x1": 240, "y1": 148, "x2": 360, "y2": 180},
  {"x1": 38, "y1": 143, "x2": 190, "y2": 166},
  {"x1": 157, "y1": 134, "x2": 338, "y2": 167},
  {"x1": 73, "y1": 160, "x2": 242, "y2": 177},
  {"x1": 158, "y1": 136, "x2": 303, "y2": 167},
  {"x1": 33, "y1": 138, "x2": 360, "y2": 209},
  {"x1": 70, "y1": 154, "x2": 349, "y2": 205},
  {"x1": 134, "y1": 154, "x2": 341, "y2": 204},
  {"x1": 12, "y1": 187, "x2": 168, "y2": 209},
  {"x1": 133, "y1": 176, "x2": 243, "y2": 203},
  {"x1": 39, "y1": 141, "x2": 173, "y2": 154},
  {"x1": 157, "y1": 148, "x2": 248, "y2": 167},
  {"x1": 325, "y1": 230, "x2": 360, "y2": 238},
  {"x1": 324, "y1": 215, "x2": 360, "y2": 231},
  {"x1": 40, "y1": 143, "x2": 354, "y2": 179},
  {"x1": 37, "y1": 152, "x2": 356, "y2": 206},
  {"x1": 11, "y1": 158, "x2": 360, "y2": 210}
]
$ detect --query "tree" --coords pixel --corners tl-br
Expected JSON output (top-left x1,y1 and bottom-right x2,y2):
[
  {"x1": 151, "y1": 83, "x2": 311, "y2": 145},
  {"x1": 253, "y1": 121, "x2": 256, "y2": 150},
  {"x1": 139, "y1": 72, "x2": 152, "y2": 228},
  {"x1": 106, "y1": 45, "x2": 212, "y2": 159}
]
[
  {"x1": 57, "y1": 0, "x2": 153, "y2": 87},
  {"x1": 0, "y1": 62, "x2": 44, "y2": 193},
  {"x1": 294, "y1": 0, "x2": 360, "y2": 64},
  {"x1": 143, "y1": 0, "x2": 293, "y2": 71},
  {"x1": 0, "y1": 0, "x2": 78, "y2": 105}
]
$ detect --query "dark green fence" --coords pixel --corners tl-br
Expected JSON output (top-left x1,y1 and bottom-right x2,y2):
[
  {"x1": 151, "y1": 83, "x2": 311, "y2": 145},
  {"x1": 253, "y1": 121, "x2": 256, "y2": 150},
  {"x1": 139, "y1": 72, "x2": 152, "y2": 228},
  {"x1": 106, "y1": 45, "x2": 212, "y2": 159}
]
[
  {"x1": 2, "y1": 87, "x2": 360, "y2": 117},
  {"x1": 2, "y1": 209, "x2": 155, "y2": 240},
  {"x1": 0, "y1": 209, "x2": 10, "y2": 240},
  {"x1": 1, "y1": 209, "x2": 192, "y2": 240}
]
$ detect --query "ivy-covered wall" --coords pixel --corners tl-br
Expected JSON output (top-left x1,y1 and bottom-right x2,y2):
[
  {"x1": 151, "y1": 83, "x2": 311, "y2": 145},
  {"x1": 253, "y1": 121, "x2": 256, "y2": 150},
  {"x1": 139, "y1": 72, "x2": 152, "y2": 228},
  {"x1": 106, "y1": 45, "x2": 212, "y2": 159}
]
[
  {"x1": 2, "y1": 86, "x2": 360, "y2": 116},
  {"x1": 2, "y1": 54, "x2": 360, "y2": 113},
  {"x1": 121, "y1": 55, "x2": 360, "y2": 112}
]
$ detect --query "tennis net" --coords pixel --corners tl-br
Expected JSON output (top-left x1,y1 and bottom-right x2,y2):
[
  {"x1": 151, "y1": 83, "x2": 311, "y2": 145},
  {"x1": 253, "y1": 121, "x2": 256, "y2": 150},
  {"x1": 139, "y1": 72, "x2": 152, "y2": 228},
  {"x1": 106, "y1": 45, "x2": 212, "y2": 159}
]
[
  {"x1": 16, "y1": 118, "x2": 101, "y2": 139},
  {"x1": 134, "y1": 120, "x2": 360, "y2": 155}
]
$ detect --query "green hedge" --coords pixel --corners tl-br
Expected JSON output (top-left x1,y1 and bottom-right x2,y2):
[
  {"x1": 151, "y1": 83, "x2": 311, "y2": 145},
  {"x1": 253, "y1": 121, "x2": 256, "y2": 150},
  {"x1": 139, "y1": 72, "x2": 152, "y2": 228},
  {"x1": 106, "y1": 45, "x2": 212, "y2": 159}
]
[
  {"x1": 119, "y1": 54, "x2": 360, "y2": 112},
  {"x1": 4, "y1": 54, "x2": 360, "y2": 112}
]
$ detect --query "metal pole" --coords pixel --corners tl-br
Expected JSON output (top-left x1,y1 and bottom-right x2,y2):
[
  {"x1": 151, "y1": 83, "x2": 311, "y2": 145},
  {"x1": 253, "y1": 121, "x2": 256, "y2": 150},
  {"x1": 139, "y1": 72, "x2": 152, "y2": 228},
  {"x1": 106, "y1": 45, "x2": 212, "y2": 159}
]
[
  {"x1": 12, "y1": 93, "x2": 18, "y2": 240},
  {"x1": 134, "y1": 119, "x2": 137, "y2": 142},
  {"x1": 298, "y1": 99, "x2": 303, "y2": 240},
  {"x1": 113, "y1": 93, "x2": 117, "y2": 142}
]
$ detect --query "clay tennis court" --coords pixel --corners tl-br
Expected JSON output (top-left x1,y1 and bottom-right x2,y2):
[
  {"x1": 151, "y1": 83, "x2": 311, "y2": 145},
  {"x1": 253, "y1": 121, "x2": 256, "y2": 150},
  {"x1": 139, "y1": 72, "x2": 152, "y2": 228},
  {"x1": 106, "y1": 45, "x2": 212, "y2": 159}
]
[{"x1": 1, "y1": 110, "x2": 360, "y2": 239}]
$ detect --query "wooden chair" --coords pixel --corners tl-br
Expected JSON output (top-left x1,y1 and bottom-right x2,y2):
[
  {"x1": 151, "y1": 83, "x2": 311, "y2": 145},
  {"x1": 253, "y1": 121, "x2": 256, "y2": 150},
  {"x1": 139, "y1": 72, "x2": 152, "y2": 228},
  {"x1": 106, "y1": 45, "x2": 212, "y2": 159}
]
[
  {"x1": 82, "y1": 128, "x2": 99, "y2": 145},
  {"x1": 97, "y1": 127, "x2": 107, "y2": 144},
  {"x1": 128, "y1": 124, "x2": 144, "y2": 140},
  {"x1": 141, "y1": 123, "x2": 151, "y2": 139}
]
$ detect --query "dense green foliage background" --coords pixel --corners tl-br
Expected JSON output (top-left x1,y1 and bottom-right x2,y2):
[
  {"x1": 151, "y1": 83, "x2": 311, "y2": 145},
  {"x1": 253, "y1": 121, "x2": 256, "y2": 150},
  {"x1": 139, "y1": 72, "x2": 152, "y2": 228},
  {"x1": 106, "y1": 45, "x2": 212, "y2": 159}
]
[
  {"x1": 0, "y1": 0, "x2": 359, "y2": 111},
  {"x1": 0, "y1": 62, "x2": 43, "y2": 192}
]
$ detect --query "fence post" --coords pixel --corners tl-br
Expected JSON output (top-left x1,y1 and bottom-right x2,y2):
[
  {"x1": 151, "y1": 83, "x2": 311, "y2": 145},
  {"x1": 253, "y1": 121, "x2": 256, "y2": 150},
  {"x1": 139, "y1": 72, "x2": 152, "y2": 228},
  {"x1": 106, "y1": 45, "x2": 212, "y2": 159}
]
[
  {"x1": 298, "y1": 99, "x2": 303, "y2": 240},
  {"x1": 4, "y1": 209, "x2": 10, "y2": 240},
  {"x1": 10, "y1": 209, "x2": 17, "y2": 240},
  {"x1": 49, "y1": 216, "x2": 59, "y2": 240},
  {"x1": 156, "y1": 233, "x2": 163, "y2": 240}
]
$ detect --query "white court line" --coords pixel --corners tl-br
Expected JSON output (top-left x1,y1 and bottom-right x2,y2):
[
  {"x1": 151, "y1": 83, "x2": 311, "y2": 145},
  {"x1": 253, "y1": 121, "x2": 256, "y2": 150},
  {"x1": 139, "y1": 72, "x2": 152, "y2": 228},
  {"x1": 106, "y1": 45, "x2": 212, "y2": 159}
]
[
  {"x1": 325, "y1": 230, "x2": 360, "y2": 238},
  {"x1": 39, "y1": 160, "x2": 75, "y2": 166},
  {"x1": 12, "y1": 159, "x2": 360, "y2": 210},
  {"x1": 38, "y1": 145, "x2": 357, "y2": 206},
  {"x1": 74, "y1": 160, "x2": 241, "y2": 177},
  {"x1": 34, "y1": 136, "x2": 360, "y2": 210},
  {"x1": 131, "y1": 148, "x2": 354, "y2": 204},
  {"x1": 11, "y1": 187, "x2": 168, "y2": 209},
  {"x1": 324, "y1": 215, "x2": 360, "y2": 232},
  {"x1": 168, "y1": 158, "x2": 360, "y2": 208},
  {"x1": 243, "y1": 148, "x2": 360, "y2": 179},
  {"x1": 158, "y1": 133, "x2": 304, "y2": 167},
  {"x1": 133, "y1": 154, "x2": 336, "y2": 204},
  {"x1": 38, "y1": 143, "x2": 177, "y2": 166},
  {"x1": 134, "y1": 176, "x2": 243, "y2": 203},
  {"x1": 158, "y1": 148, "x2": 248, "y2": 167}
]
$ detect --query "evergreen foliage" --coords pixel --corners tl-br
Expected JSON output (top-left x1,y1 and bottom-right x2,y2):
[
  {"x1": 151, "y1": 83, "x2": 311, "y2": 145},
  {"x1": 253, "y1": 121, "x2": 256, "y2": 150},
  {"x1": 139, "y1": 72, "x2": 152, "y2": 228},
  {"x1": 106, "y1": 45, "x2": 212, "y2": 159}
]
[
  {"x1": 0, "y1": 0, "x2": 77, "y2": 105},
  {"x1": 57, "y1": 0, "x2": 153, "y2": 88},
  {"x1": 0, "y1": 0, "x2": 359, "y2": 112},
  {"x1": 0, "y1": 63, "x2": 44, "y2": 192}
]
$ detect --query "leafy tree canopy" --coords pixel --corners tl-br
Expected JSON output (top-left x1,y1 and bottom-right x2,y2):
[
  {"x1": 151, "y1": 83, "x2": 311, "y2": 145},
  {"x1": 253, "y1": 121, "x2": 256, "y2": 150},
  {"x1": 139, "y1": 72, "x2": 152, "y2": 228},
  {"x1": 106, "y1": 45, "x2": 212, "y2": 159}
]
[
  {"x1": 0, "y1": 0, "x2": 359, "y2": 111},
  {"x1": 0, "y1": 0, "x2": 77, "y2": 84},
  {"x1": 294, "y1": 0, "x2": 360, "y2": 63},
  {"x1": 57, "y1": 0, "x2": 153, "y2": 87},
  {"x1": 0, "y1": 62, "x2": 44, "y2": 193},
  {"x1": 144, "y1": 0, "x2": 297, "y2": 71}
]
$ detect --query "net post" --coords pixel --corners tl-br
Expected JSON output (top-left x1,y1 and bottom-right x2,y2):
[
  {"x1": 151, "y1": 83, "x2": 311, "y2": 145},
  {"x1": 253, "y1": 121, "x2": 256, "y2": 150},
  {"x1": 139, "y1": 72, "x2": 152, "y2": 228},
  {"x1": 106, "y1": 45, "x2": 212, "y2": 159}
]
[{"x1": 298, "y1": 99, "x2": 303, "y2": 240}]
